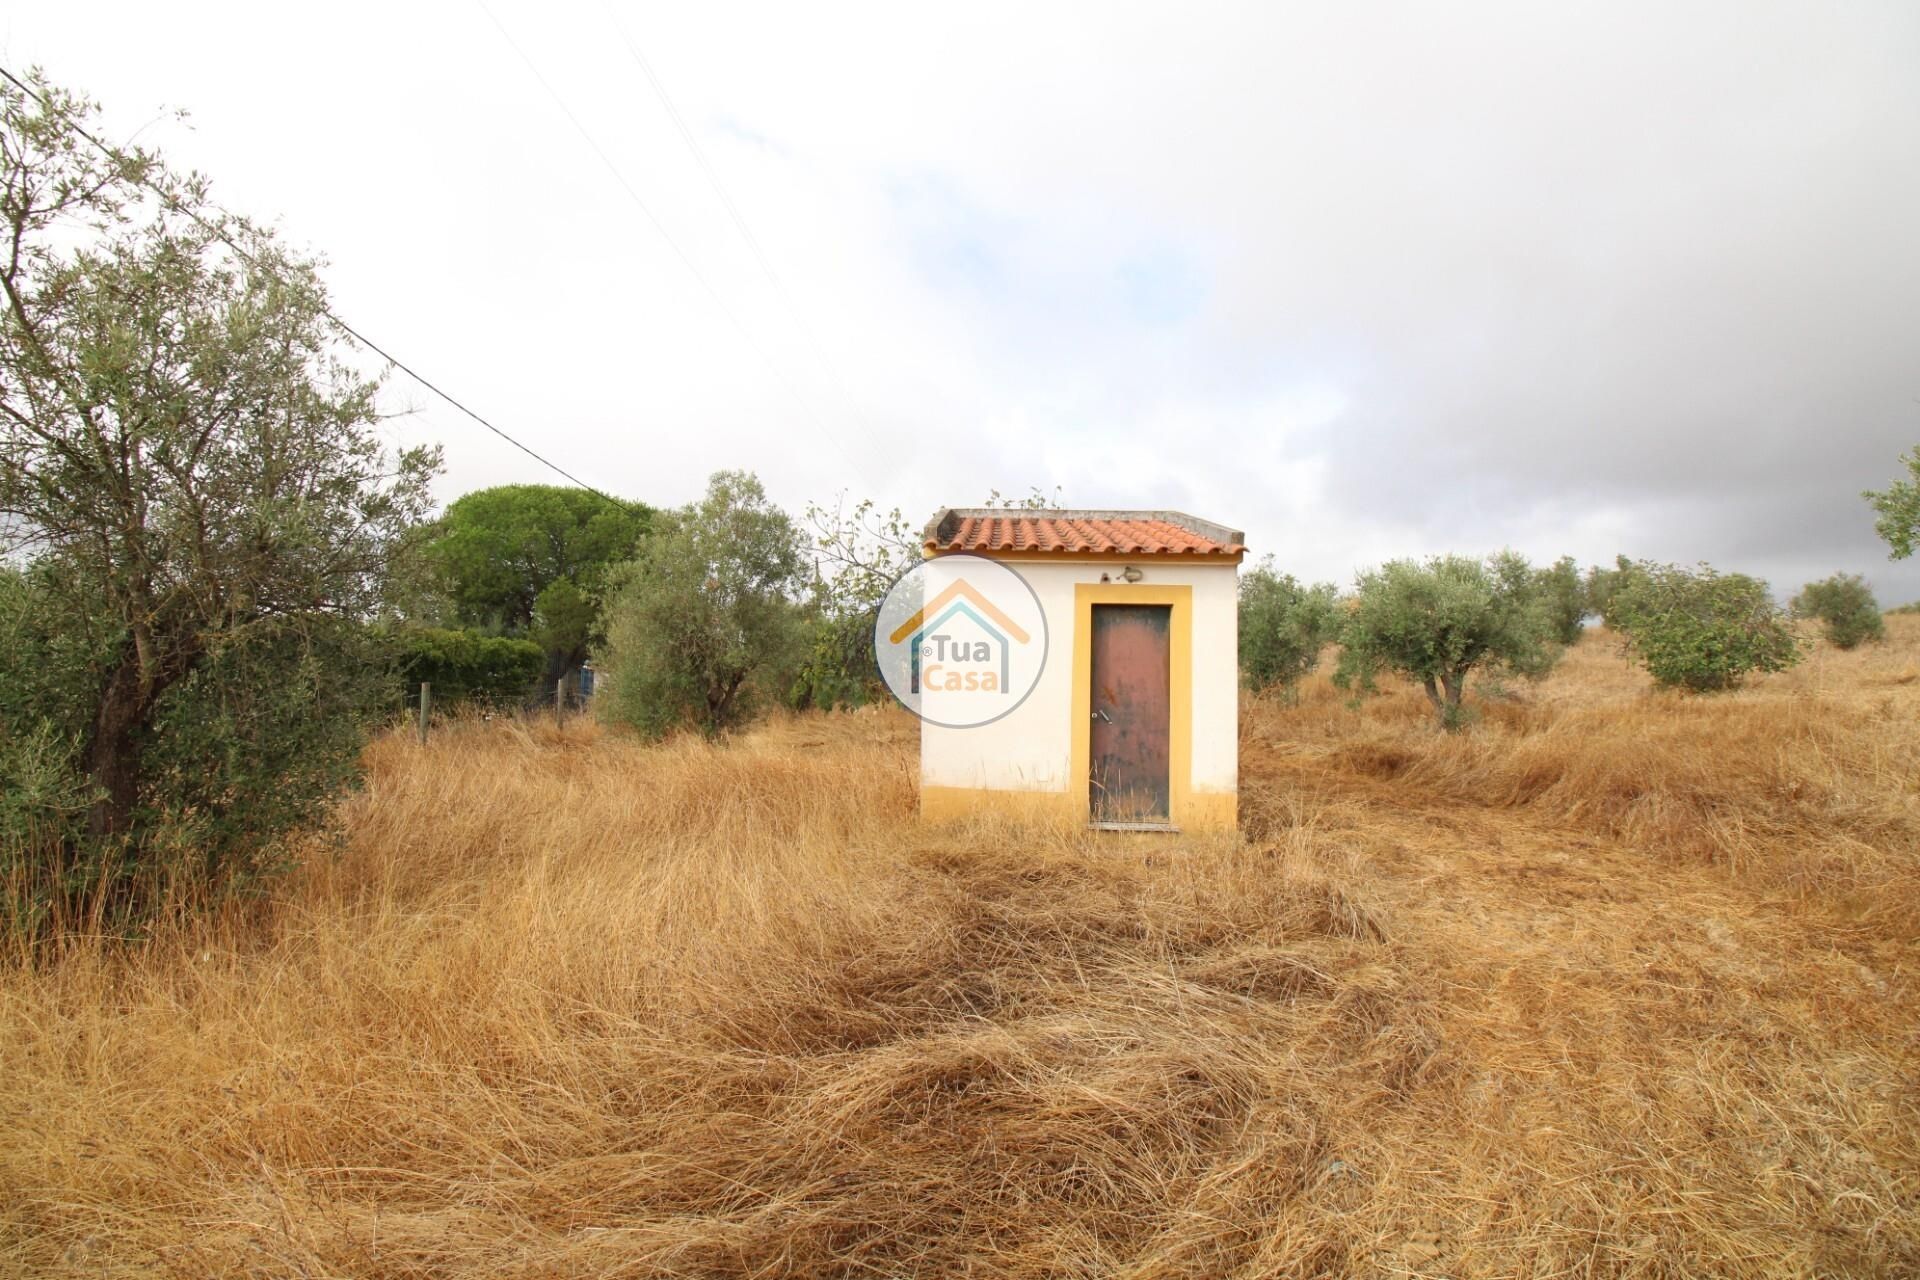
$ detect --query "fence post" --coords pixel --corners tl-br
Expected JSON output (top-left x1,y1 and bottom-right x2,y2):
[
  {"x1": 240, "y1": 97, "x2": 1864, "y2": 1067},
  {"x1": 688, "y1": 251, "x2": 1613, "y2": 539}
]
[
  {"x1": 417, "y1": 681, "x2": 431, "y2": 744},
  {"x1": 556, "y1": 677, "x2": 567, "y2": 717}
]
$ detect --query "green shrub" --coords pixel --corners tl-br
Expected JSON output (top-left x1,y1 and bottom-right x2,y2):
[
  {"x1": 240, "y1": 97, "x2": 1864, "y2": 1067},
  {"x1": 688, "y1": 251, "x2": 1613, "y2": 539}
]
[
  {"x1": 2, "y1": 569, "x2": 399, "y2": 932},
  {"x1": 1333, "y1": 551, "x2": 1560, "y2": 729},
  {"x1": 395, "y1": 627, "x2": 546, "y2": 708},
  {"x1": 1536, "y1": 556, "x2": 1589, "y2": 645},
  {"x1": 143, "y1": 620, "x2": 394, "y2": 880},
  {"x1": 1610, "y1": 561, "x2": 1800, "y2": 691},
  {"x1": 790, "y1": 608, "x2": 884, "y2": 711},
  {"x1": 1238, "y1": 558, "x2": 1340, "y2": 696},
  {"x1": 1792, "y1": 574, "x2": 1885, "y2": 649},
  {"x1": 599, "y1": 471, "x2": 807, "y2": 738}
]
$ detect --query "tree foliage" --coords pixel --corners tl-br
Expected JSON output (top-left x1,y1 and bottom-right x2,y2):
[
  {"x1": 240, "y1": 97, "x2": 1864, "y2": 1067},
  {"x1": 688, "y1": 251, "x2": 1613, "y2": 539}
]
[
  {"x1": 1792, "y1": 573, "x2": 1885, "y2": 650},
  {"x1": 3, "y1": 520, "x2": 400, "y2": 937},
  {"x1": 1, "y1": 565, "x2": 110, "y2": 926},
  {"x1": 531, "y1": 577, "x2": 598, "y2": 674},
  {"x1": 426, "y1": 484, "x2": 650, "y2": 697},
  {"x1": 1584, "y1": 555, "x2": 1645, "y2": 628},
  {"x1": 429, "y1": 485, "x2": 649, "y2": 629},
  {"x1": 790, "y1": 487, "x2": 1065, "y2": 711},
  {"x1": 1863, "y1": 446, "x2": 1920, "y2": 559},
  {"x1": 1237, "y1": 557, "x2": 1339, "y2": 696},
  {"x1": 1609, "y1": 561, "x2": 1800, "y2": 691},
  {"x1": 394, "y1": 627, "x2": 546, "y2": 706},
  {"x1": 139, "y1": 617, "x2": 391, "y2": 872},
  {"x1": 0, "y1": 72, "x2": 437, "y2": 911},
  {"x1": 792, "y1": 496, "x2": 921, "y2": 710},
  {"x1": 1333, "y1": 552, "x2": 1560, "y2": 728},
  {"x1": 599, "y1": 471, "x2": 806, "y2": 737},
  {"x1": 1536, "y1": 555, "x2": 1589, "y2": 645}
]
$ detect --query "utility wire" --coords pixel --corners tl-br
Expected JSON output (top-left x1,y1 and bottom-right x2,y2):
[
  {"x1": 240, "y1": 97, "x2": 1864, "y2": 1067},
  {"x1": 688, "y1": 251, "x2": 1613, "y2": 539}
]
[
  {"x1": 475, "y1": 1, "x2": 881, "y2": 490},
  {"x1": 600, "y1": 4, "x2": 840, "y2": 378},
  {"x1": 598, "y1": 7, "x2": 904, "y2": 517},
  {"x1": 0, "y1": 62, "x2": 645, "y2": 517}
]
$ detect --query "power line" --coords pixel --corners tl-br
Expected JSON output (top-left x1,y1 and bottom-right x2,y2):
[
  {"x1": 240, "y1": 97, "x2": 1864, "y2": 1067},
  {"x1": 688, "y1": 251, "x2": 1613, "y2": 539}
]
[
  {"x1": 600, "y1": 6, "x2": 825, "y2": 362},
  {"x1": 475, "y1": 1, "x2": 882, "y2": 491},
  {"x1": 0, "y1": 62, "x2": 645, "y2": 518},
  {"x1": 598, "y1": 6, "x2": 893, "y2": 472}
]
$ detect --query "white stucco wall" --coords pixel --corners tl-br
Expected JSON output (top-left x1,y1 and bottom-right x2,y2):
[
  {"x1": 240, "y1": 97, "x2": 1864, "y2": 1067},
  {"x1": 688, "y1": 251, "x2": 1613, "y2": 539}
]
[{"x1": 920, "y1": 558, "x2": 1239, "y2": 798}]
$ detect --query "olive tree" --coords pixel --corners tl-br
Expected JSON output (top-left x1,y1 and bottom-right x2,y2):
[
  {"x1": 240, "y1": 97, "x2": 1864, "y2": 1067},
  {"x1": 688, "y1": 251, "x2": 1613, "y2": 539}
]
[
  {"x1": 1536, "y1": 555, "x2": 1589, "y2": 645},
  {"x1": 599, "y1": 471, "x2": 806, "y2": 736},
  {"x1": 1237, "y1": 557, "x2": 1339, "y2": 696},
  {"x1": 1333, "y1": 552, "x2": 1560, "y2": 728},
  {"x1": 0, "y1": 75, "x2": 437, "y2": 869},
  {"x1": 1864, "y1": 447, "x2": 1919, "y2": 560}
]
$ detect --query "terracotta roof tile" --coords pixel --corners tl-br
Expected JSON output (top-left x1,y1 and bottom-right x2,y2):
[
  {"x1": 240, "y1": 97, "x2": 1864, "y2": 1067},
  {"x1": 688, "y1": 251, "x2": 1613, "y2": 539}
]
[{"x1": 922, "y1": 509, "x2": 1245, "y2": 558}]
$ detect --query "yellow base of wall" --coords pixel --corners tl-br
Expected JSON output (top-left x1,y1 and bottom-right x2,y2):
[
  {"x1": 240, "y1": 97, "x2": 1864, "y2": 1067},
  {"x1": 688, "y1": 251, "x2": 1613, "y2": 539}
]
[
  {"x1": 920, "y1": 785, "x2": 1237, "y2": 833},
  {"x1": 921, "y1": 785, "x2": 1078, "y2": 829},
  {"x1": 1177, "y1": 791, "x2": 1238, "y2": 833}
]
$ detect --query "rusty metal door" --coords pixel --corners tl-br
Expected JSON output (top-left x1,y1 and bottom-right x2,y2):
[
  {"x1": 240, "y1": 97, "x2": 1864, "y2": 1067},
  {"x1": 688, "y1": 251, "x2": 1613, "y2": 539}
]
[{"x1": 1089, "y1": 604, "x2": 1172, "y2": 824}]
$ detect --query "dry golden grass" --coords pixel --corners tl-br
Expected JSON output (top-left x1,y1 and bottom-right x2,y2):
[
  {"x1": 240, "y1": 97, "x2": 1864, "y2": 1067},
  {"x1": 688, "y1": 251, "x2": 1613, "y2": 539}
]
[{"x1": 3, "y1": 619, "x2": 1917, "y2": 1276}]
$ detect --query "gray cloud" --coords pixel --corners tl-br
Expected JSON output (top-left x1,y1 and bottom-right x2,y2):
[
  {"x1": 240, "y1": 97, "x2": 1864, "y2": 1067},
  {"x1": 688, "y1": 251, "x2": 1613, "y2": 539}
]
[{"x1": 8, "y1": 0, "x2": 1918, "y2": 601}]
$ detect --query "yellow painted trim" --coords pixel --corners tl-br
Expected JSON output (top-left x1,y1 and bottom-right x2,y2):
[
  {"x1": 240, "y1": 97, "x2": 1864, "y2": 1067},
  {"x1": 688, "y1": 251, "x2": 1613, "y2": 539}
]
[
  {"x1": 1071, "y1": 583, "x2": 1195, "y2": 830},
  {"x1": 920, "y1": 784, "x2": 1234, "y2": 833},
  {"x1": 921, "y1": 785, "x2": 1078, "y2": 828},
  {"x1": 1180, "y1": 791, "x2": 1238, "y2": 834}
]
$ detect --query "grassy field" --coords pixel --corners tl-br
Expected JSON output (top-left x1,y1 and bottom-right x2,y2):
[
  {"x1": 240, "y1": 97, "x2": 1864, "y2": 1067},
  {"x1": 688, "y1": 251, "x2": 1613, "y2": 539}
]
[{"x1": 3, "y1": 621, "x2": 1917, "y2": 1277}]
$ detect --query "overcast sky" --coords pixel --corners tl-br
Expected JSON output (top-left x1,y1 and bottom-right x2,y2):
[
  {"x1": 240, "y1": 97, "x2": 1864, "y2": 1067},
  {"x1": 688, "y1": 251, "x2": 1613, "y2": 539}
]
[{"x1": 7, "y1": 2, "x2": 1918, "y2": 598}]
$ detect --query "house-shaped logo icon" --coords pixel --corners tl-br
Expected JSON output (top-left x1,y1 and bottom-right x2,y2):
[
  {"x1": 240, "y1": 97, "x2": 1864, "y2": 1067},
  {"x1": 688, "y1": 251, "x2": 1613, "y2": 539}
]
[
  {"x1": 887, "y1": 579, "x2": 1032, "y2": 695},
  {"x1": 873, "y1": 554, "x2": 1049, "y2": 728}
]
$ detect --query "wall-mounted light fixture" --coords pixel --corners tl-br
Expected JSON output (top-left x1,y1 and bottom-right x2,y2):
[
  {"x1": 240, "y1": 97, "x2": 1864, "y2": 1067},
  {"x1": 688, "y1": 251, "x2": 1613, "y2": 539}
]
[{"x1": 1121, "y1": 565, "x2": 1144, "y2": 583}]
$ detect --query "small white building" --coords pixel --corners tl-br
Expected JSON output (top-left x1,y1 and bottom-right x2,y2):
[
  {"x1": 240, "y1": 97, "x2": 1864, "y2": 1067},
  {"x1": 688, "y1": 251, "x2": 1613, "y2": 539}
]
[{"x1": 915, "y1": 508, "x2": 1245, "y2": 833}]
